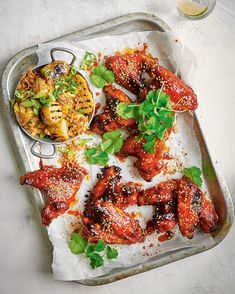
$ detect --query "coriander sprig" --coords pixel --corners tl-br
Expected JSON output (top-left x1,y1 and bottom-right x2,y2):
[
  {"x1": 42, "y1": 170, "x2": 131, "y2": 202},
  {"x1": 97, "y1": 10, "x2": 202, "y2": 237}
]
[
  {"x1": 85, "y1": 129, "x2": 124, "y2": 166},
  {"x1": 116, "y1": 89, "x2": 175, "y2": 154},
  {"x1": 182, "y1": 166, "x2": 203, "y2": 187},
  {"x1": 90, "y1": 65, "x2": 115, "y2": 88},
  {"x1": 69, "y1": 233, "x2": 118, "y2": 269}
]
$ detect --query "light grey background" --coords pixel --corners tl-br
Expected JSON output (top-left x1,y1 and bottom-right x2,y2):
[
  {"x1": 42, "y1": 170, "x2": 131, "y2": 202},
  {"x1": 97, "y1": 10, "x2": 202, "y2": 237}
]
[{"x1": 0, "y1": 0, "x2": 235, "y2": 293}]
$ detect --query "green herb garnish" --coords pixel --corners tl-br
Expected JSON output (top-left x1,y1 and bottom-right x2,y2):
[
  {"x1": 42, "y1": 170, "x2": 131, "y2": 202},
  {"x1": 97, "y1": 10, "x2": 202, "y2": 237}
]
[
  {"x1": 80, "y1": 52, "x2": 97, "y2": 70},
  {"x1": 15, "y1": 90, "x2": 25, "y2": 100},
  {"x1": 183, "y1": 166, "x2": 202, "y2": 187},
  {"x1": 100, "y1": 129, "x2": 124, "y2": 155},
  {"x1": 20, "y1": 100, "x2": 34, "y2": 107},
  {"x1": 69, "y1": 233, "x2": 88, "y2": 254},
  {"x1": 90, "y1": 65, "x2": 114, "y2": 88},
  {"x1": 69, "y1": 233, "x2": 118, "y2": 269},
  {"x1": 116, "y1": 89, "x2": 175, "y2": 153},
  {"x1": 57, "y1": 146, "x2": 76, "y2": 161},
  {"x1": 70, "y1": 65, "x2": 77, "y2": 76},
  {"x1": 106, "y1": 246, "x2": 118, "y2": 259},
  {"x1": 85, "y1": 130, "x2": 124, "y2": 165},
  {"x1": 85, "y1": 147, "x2": 109, "y2": 166}
]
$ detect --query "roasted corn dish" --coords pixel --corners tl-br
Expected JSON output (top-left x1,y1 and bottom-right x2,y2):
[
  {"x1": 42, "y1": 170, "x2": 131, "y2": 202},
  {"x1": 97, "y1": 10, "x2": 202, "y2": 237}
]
[{"x1": 13, "y1": 60, "x2": 94, "y2": 141}]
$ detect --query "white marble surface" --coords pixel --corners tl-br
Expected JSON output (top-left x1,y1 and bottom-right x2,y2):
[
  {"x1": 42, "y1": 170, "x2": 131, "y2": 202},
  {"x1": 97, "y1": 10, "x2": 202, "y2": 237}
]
[{"x1": 0, "y1": 0, "x2": 235, "y2": 293}]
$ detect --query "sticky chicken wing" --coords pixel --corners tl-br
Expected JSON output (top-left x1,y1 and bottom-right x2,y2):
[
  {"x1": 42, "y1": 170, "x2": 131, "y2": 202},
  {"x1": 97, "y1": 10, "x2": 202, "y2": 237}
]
[
  {"x1": 149, "y1": 65, "x2": 198, "y2": 111},
  {"x1": 138, "y1": 179, "x2": 179, "y2": 206},
  {"x1": 92, "y1": 166, "x2": 141, "y2": 209},
  {"x1": 105, "y1": 53, "x2": 158, "y2": 94},
  {"x1": 20, "y1": 163, "x2": 87, "y2": 225},
  {"x1": 138, "y1": 67, "x2": 198, "y2": 112},
  {"x1": 146, "y1": 202, "x2": 177, "y2": 235},
  {"x1": 117, "y1": 134, "x2": 167, "y2": 182},
  {"x1": 199, "y1": 194, "x2": 218, "y2": 233},
  {"x1": 90, "y1": 85, "x2": 135, "y2": 134},
  {"x1": 177, "y1": 179, "x2": 202, "y2": 239},
  {"x1": 82, "y1": 201, "x2": 145, "y2": 244}
]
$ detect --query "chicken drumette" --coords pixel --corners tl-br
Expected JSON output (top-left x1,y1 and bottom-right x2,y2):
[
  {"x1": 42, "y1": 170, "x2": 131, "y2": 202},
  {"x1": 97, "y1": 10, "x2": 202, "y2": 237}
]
[
  {"x1": 117, "y1": 133, "x2": 168, "y2": 182},
  {"x1": 105, "y1": 52, "x2": 158, "y2": 95},
  {"x1": 92, "y1": 165, "x2": 142, "y2": 209},
  {"x1": 82, "y1": 200, "x2": 145, "y2": 244},
  {"x1": 90, "y1": 85, "x2": 135, "y2": 135}
]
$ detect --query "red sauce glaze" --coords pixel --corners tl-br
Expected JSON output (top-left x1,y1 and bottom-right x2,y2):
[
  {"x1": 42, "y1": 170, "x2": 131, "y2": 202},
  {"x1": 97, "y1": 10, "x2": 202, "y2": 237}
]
[
  {"x1": 94, "y1": 102, "x2": 101, "y2": 115},
  {"x1": 67, "y1": 210, "x2": 80, "y2": 217},
  {"x1": 158, "y1": 231, "x2": 174, "y2": 242},
  {"x1": 20, "y1": 163, "x2": 87, "y2": 225}
]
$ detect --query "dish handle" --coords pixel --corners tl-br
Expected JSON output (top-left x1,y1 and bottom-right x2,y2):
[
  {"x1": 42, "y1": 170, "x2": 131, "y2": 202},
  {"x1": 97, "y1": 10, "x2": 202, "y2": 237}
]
[
  {"x1": 50, "y1": 47, "x2": 77, "y2": 66},
  {"x1": 30, "y1": 141, "x2": 56, "y2": 159}
]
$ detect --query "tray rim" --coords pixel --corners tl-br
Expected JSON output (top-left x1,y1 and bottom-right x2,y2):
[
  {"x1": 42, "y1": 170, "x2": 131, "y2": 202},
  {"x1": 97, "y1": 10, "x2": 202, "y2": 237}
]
[{"x1": 0, "y1": 12, "x2": 234, "y2": 286}]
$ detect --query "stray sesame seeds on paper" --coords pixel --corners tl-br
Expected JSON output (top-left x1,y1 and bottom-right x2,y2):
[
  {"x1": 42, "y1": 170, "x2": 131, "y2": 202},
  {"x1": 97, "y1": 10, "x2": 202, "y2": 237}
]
[{"x1": 36, "y1": 31, "x2": 214, "y2": 281}]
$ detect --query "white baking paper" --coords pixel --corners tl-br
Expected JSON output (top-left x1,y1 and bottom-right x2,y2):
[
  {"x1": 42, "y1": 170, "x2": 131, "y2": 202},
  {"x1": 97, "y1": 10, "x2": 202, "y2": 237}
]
[{"x1": 34, "y1": 31, "x2": 214, "y2": 281}]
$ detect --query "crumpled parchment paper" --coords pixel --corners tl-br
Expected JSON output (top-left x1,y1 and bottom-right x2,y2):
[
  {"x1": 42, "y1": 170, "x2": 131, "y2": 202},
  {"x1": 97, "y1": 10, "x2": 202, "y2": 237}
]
[{"x1": 35, "y1": 31, "x2": 213, "y2": 281}]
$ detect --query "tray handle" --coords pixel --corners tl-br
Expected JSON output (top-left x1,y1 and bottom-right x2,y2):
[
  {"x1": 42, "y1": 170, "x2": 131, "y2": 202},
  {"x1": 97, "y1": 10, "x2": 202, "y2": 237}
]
[
  {"x1": 30, "y1": 141, "x2": 56, "y2": 159},
  {"x1": 50, "y1": 47, "x2": 77, "y2": 66}
]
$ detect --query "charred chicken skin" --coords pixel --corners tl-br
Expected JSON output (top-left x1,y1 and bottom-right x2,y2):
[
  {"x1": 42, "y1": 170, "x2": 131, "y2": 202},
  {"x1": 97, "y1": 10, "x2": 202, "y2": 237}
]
[
  {"x1": 105, "y1": 53, "x2": 158, "y2": 94},
  {"x1": 117, "y1": 133, "x2": 167, "y2": 182},
  {"x1": 199, "y1": 194, "x2": 218, "y2": 233},
  {"x1": 105, "y1": 52, "x2": 197, "y2": 111},
  {"x1": 92, "y1": 166, "x2": 142, "y2": 209},
  {"x1": 138, "y1": 179, "x2": 178, "y2": 206},
  {"x1": 82, "y1": 201, "x2": 145, "y2": 244},
  {"x1": 86, "y1": 167, "x2": 218, "y2": 240},
  {"x1": 149, "y1": 65, "x2": 198, "y2": 111},
  {"x1": 20, "y1": 163, "x2": 87, "y2": 225},
  {"x1": 176, "y1": 178, "x2": 202, "y2": 239},
  {"x1": 90, "y1": 85, "x2": 135, "y2": 135},
  {"x1": 146, "y1": 202, "x2": 177, "y2": 235}
]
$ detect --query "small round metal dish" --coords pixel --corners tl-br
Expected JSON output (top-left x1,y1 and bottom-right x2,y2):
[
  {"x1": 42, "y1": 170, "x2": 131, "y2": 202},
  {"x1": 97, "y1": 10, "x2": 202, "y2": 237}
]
[{"x1": 13, "y1": 47, "x2": 95, "y2": 159}]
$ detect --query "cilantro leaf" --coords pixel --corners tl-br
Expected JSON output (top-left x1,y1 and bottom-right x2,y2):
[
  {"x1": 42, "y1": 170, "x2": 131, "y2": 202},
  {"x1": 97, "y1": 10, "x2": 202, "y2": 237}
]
[
  {"x1": 90, "y1": 65, "x2": 114, "y2": 88},
  {"x1": 106, "y1": 246, "x2": 118, "y2": 259},
  {"x1": 85, "y1": 244, "x2": 96, "y2": 257},
  {"x1": 69, "y1": 236, "x2": 118, "y2": 269},
  {"x1": 85, "y1": 147, "x2": 109, "y2": 166},
  {"x1": 100, "y1": 130, "x2": 124, "y2": 155},
  {"x1": 116, "y1": 103, "x2": 139, "y2": 119},
  {"x1": 116, "y1": 89, "x2": 175, "y2": 154},
  {"x1": 80, "y1": 52, "x2": 97, "y2": 70},
  {"x1": 69, "y1": 233, "x2": 88, "y2": 254},
  {"x1": 94, "y1": 240, "x2": 106, "y2": 252},
  {"x1": 144, "y1": 138, "x2": 156, "y2": 154},
  {"x1": 90, "y1": 73, "x2": 106, "y2": 88},
  {"x1": 89, "y1": 252, "x2": 104, "y2": 269},
  {"x1": 183, "y1": 166, "x2": 203, "y2": 187}
]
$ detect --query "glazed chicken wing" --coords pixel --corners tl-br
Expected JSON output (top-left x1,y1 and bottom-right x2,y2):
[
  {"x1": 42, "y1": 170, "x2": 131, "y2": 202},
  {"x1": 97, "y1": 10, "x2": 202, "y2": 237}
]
[
  {"x1": 20, "y1": 163, "x2": 87, "y2": 225},
  {"x1": 105, "y1": 53, "x2": 158, "y2": 94},
  {"x1": 177, "y1": 178, "x2": 202, "y2": 239},
  {"x1": 138, "y1": 179, "x2": 179, "y2": 206},
  {"x1": 149, "y1": 65, "x2": 198, "y2": 111},
  {"x1": 199, "y1": 194, "x2": 218, "y2": 233},
  {"x1": 90, "y1": 85, "x2": 135, "y2": 134},
  {"x1": 117, "y1": 134, "x2": 167, "y2": 182},
  {"x1": 146, "y1": 202, "x2": 177, "y2": 235},
  {"x1": 92, "y1": 166, "x2": 141, "y2": 209},
  {"x1": 82, "y1": 201, "x2": 145, "y2": 244}
]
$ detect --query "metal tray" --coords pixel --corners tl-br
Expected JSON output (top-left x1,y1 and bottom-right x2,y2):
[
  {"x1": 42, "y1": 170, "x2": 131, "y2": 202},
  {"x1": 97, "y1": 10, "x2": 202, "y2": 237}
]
[{"x1": 1, "y1": 12, "x2": 234, "y2": 286}]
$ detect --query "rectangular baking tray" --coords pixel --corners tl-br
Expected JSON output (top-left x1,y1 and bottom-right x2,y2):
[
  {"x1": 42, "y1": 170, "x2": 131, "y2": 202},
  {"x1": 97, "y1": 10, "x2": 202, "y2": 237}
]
[{"x1": 1, "y1": 12, "x2": 234, "y2": 286}]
